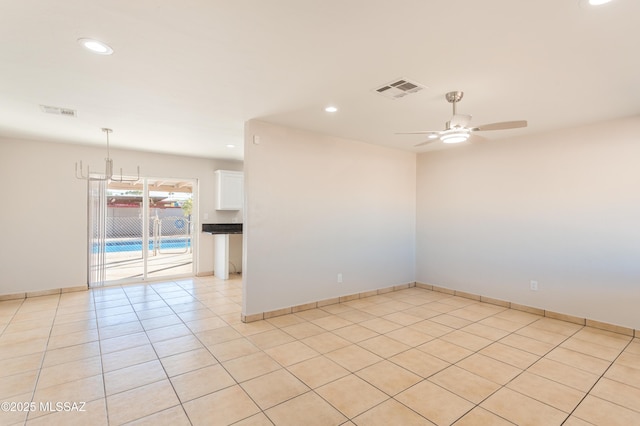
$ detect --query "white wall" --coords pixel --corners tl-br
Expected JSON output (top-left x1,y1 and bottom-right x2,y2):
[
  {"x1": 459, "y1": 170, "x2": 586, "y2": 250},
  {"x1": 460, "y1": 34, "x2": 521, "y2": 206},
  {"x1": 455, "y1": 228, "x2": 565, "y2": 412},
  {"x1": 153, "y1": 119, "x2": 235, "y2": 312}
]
[
  {"x1": 0, "y1": 136, "x2": 242, "y2": 295},
  {"x1": 243, "y1": 120, "x2": 416, "y2": 316},
  {"x1": 416, "y1": 116, "x2": 640, "y2": 329}
]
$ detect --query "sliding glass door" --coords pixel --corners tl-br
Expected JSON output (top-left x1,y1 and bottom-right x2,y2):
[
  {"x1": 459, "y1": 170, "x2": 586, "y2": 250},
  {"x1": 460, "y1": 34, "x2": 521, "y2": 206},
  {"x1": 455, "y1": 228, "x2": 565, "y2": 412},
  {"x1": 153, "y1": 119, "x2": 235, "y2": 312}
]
[{"x1": 88, "y1": 177, "x2": 195, "y2": 287}]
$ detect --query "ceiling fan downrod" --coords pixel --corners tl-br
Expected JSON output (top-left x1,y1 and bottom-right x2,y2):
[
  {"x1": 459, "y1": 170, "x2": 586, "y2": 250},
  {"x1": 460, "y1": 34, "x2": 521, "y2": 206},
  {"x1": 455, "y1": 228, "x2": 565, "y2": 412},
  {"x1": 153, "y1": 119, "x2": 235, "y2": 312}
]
[
  {"x1": 445, "y1": 91, "x2": 464, "y2": 115},
  {"x1": 445, "y1": 91, "x2": 464, "y2": 129}
]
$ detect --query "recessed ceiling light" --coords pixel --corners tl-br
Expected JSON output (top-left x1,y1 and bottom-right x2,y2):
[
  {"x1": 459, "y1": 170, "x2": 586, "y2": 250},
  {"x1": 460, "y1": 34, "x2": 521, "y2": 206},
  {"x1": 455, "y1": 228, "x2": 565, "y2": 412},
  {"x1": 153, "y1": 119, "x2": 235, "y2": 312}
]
[
  {"x1": 226, "y1": 144, "x2": 235, "y2": 148},
  {"x1": 587, "y1": 0, "x2": 613, "y2": 5},
  {"x1": 324, "y1": 106, "x2": 338, "y2": 113},
  {"x1": 78, "y1": 38, "x2": 114, "y2": 55}
]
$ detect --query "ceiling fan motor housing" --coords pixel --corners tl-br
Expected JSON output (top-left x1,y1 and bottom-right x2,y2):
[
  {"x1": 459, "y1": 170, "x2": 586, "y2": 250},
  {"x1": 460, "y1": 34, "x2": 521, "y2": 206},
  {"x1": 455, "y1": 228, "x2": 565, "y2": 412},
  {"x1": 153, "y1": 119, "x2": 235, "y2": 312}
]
[{"x1": 445, "y1": 91, "x2": 464, "y2": 103}]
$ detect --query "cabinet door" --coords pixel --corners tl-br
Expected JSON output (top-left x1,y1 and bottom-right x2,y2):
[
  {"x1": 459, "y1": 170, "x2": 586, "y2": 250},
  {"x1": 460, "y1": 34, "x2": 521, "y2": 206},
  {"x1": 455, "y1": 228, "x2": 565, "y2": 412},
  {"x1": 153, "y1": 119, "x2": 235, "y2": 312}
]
[{"x1": 216, "y1": 170, "x2": 243, "y2": 210}]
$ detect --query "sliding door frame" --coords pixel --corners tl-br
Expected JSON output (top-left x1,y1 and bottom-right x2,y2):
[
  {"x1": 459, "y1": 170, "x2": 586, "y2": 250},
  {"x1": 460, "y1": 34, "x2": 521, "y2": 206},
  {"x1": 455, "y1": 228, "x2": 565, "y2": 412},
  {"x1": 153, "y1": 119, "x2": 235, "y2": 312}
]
[{"x1": 87, "y1": 176, "x2": 198, "y2": 287}]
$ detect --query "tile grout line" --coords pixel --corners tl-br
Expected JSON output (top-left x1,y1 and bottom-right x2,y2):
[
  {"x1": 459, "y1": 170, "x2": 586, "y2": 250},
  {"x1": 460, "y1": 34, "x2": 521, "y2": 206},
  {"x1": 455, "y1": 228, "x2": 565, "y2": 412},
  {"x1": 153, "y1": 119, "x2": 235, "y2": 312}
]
[
  {"x1": 2, "y1": 279, "x2": 637, "y2": 425},
  {"x1": 0, "y1": 298, "x2": 27, "y2": 339},
  {"x1": 169, "y1": 279, "x2": 268, "y2": 426},
  {"x1": 249, "y1": 300, "x2": 426, "y2": 423},
  {"x1": 471, "y1": 320, "x2": 587, "y2": 425},
  {"x1": 97, "y1": 291, "x2": 488, "y2": 417},
  {"x1": 400, "y1": 294, "x2": 609, "y2": 423},
  {"x1": 343, "y1": 292, "x2": 589, "y2": 425},
  {"x1": 378, "y1": 297, "x2": 526, "y2": 425},
  {"x1": 87, "y1": 282, "x2": 189, "y2": 424},
  {"x1": 120, "y1": 279, "x2": 196, "y2": 426},
  {"x1": 92, "y1": 287, "x2": 112, "y2": 426},
  {"x1": 560, "y1": 337, "x2": 636, "y2": 425},
  {"x1": 267, "y1": 292, "x2": 508, "y2": 424},
  {"x1": 150, "y1": 278, "x2": 274, "y2": 426},
  {"x1": 23, "y1": 292, "x2": 63, "y2": 425}
]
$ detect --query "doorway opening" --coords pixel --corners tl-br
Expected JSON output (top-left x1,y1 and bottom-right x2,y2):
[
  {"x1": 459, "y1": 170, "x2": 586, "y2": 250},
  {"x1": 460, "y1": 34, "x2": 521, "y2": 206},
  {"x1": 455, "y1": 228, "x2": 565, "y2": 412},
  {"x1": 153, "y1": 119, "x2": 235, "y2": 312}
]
[{"x1": 88, "y1": 177, "x2": 196, "y2": 287}]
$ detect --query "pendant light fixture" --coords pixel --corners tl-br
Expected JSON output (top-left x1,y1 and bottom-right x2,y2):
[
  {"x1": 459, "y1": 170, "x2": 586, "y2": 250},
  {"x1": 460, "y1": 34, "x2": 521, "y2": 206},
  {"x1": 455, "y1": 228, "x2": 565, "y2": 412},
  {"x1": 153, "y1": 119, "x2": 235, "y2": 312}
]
[{"x1": 75, "y1": 128, "x2": 140, "y2": 182}]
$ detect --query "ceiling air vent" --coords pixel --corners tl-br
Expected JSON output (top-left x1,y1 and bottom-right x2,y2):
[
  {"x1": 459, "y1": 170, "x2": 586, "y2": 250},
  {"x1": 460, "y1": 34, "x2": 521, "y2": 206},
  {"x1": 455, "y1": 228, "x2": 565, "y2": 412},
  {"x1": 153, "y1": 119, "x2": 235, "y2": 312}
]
[
  {"x1": 40, "y1": 105, "x2": 77, "y2": 117},
  {"x1": 374, "y1": 78, "x2": 425, "y2": 100}
]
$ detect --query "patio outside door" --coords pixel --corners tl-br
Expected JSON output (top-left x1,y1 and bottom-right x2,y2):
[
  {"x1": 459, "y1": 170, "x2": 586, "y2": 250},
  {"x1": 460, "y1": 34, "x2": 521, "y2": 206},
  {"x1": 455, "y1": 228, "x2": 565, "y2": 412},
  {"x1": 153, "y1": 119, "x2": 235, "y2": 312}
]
[{"x1": 88, "y1": 177, "x2": 195, "y2": 287}]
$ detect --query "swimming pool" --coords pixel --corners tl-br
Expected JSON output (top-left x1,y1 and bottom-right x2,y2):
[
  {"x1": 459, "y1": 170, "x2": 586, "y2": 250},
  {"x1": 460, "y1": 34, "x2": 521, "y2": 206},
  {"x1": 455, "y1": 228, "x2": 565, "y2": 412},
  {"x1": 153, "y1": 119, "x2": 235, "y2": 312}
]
[{"x1": 92, "y1": 238, "x2": 191, "y2": 253}]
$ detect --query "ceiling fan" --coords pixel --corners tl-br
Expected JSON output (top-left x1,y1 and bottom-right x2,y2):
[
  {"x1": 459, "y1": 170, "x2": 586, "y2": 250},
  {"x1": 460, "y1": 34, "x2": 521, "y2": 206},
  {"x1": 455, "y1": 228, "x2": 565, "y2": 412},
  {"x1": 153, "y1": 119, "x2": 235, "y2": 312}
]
[{"x1": 398, "y1": 91, "x2": 527, "y2": 146}]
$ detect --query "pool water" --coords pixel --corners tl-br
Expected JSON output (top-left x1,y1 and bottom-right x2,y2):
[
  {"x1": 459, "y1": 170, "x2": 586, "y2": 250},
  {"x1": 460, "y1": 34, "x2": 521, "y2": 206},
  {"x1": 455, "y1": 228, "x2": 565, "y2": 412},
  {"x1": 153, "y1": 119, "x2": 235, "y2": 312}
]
[{"x1": 92, "y1": 238, "x2": 191, "y2": 253}]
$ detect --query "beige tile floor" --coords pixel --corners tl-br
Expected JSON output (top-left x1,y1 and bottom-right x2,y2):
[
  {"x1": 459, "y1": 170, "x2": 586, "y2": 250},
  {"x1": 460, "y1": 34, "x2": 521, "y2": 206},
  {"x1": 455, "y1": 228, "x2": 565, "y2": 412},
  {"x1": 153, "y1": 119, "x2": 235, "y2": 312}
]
[{"x1": 0, "y1": 276, "x2": 639, "y2": 425}]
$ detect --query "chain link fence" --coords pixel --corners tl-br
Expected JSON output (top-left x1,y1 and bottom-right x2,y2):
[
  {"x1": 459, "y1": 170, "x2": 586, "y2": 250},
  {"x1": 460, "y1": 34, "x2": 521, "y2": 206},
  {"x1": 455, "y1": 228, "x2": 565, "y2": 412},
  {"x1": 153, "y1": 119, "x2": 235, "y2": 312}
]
[{"x1": 98, "y1": 215, "x2": 192, "y2": 254}]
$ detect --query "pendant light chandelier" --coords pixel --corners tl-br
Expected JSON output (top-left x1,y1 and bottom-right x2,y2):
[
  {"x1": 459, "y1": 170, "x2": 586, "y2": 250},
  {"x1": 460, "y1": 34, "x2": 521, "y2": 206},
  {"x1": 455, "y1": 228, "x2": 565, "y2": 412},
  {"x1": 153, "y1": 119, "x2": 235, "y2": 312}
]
[{"x1": 75, "y1": 128, "x2": 140, "y2": 182}]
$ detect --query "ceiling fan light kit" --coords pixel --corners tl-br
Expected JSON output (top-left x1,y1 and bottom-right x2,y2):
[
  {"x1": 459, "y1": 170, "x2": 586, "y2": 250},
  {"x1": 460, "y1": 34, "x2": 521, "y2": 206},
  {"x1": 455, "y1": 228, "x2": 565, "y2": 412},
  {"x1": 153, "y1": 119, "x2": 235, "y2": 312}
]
[
  {"x1": 440, "y1": 128, "x2": 470, "y2": 144},
  {"x1": 397, "y1": 90, "x2": 528, "y2": 147}
]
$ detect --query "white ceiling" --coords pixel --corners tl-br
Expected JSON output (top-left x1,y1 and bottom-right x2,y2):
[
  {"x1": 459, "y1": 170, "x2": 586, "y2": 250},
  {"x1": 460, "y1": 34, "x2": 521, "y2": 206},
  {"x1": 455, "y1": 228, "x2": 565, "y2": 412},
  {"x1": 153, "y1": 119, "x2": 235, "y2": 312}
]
[{"x1": 2, "y1": 0, "x2": 639, "y2": 161}]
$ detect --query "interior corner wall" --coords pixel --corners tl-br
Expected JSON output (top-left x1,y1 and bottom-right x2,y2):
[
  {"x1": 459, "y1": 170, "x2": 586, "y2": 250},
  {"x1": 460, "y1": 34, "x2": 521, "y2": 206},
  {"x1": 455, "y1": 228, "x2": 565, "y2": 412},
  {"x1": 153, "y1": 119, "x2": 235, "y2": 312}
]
[
  {"x1": 242, "y1": 120, "x2": 416, "y2": 316},
  {"x1": 0, "y1": 136, "x2": 242, "y2": 295},
  {"x1": 416, "y1": 116, "x2": 640, "y2": 329}
]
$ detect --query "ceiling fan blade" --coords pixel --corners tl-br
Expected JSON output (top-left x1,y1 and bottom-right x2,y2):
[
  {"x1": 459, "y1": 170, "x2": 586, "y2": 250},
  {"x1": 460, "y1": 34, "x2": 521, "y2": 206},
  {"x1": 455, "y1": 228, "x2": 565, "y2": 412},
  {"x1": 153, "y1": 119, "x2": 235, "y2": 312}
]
[
  {"x1": 472, "y1": 120, "x2": 527, "y2": 131},
  {"x1": 449, "y1": 114, "x2": 472, "y2": 128}
]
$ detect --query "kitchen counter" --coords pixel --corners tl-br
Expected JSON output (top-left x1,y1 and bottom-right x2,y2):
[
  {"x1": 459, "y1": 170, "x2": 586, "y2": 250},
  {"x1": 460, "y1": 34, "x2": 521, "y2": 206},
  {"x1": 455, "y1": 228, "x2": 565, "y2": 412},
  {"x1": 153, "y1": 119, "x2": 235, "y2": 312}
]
[
  {"x1": 202, "y1": 224, "x2": 242, "y2": 279},
  {"x1": 202, "y1": 223, "x2": 243, "y2": 234}
]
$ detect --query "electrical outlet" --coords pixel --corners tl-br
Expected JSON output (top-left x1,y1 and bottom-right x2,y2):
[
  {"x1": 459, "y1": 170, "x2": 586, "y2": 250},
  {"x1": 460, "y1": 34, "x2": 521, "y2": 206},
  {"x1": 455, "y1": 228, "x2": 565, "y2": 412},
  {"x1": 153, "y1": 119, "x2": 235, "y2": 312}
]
[
  {"x1": 337, "y1": 273, "x2": 343, "y2": 283},
  {"x1": 530, "y1": 280, "x2": 538, "y2": 291}
]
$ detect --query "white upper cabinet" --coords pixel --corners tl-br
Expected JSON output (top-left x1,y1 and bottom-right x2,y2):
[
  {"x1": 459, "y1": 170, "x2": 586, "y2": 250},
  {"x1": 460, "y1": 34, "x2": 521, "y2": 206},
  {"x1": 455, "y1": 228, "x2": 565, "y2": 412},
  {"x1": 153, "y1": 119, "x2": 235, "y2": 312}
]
[{"x1": 215, "y1": 170, "x2": 244, "y2": 210}]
